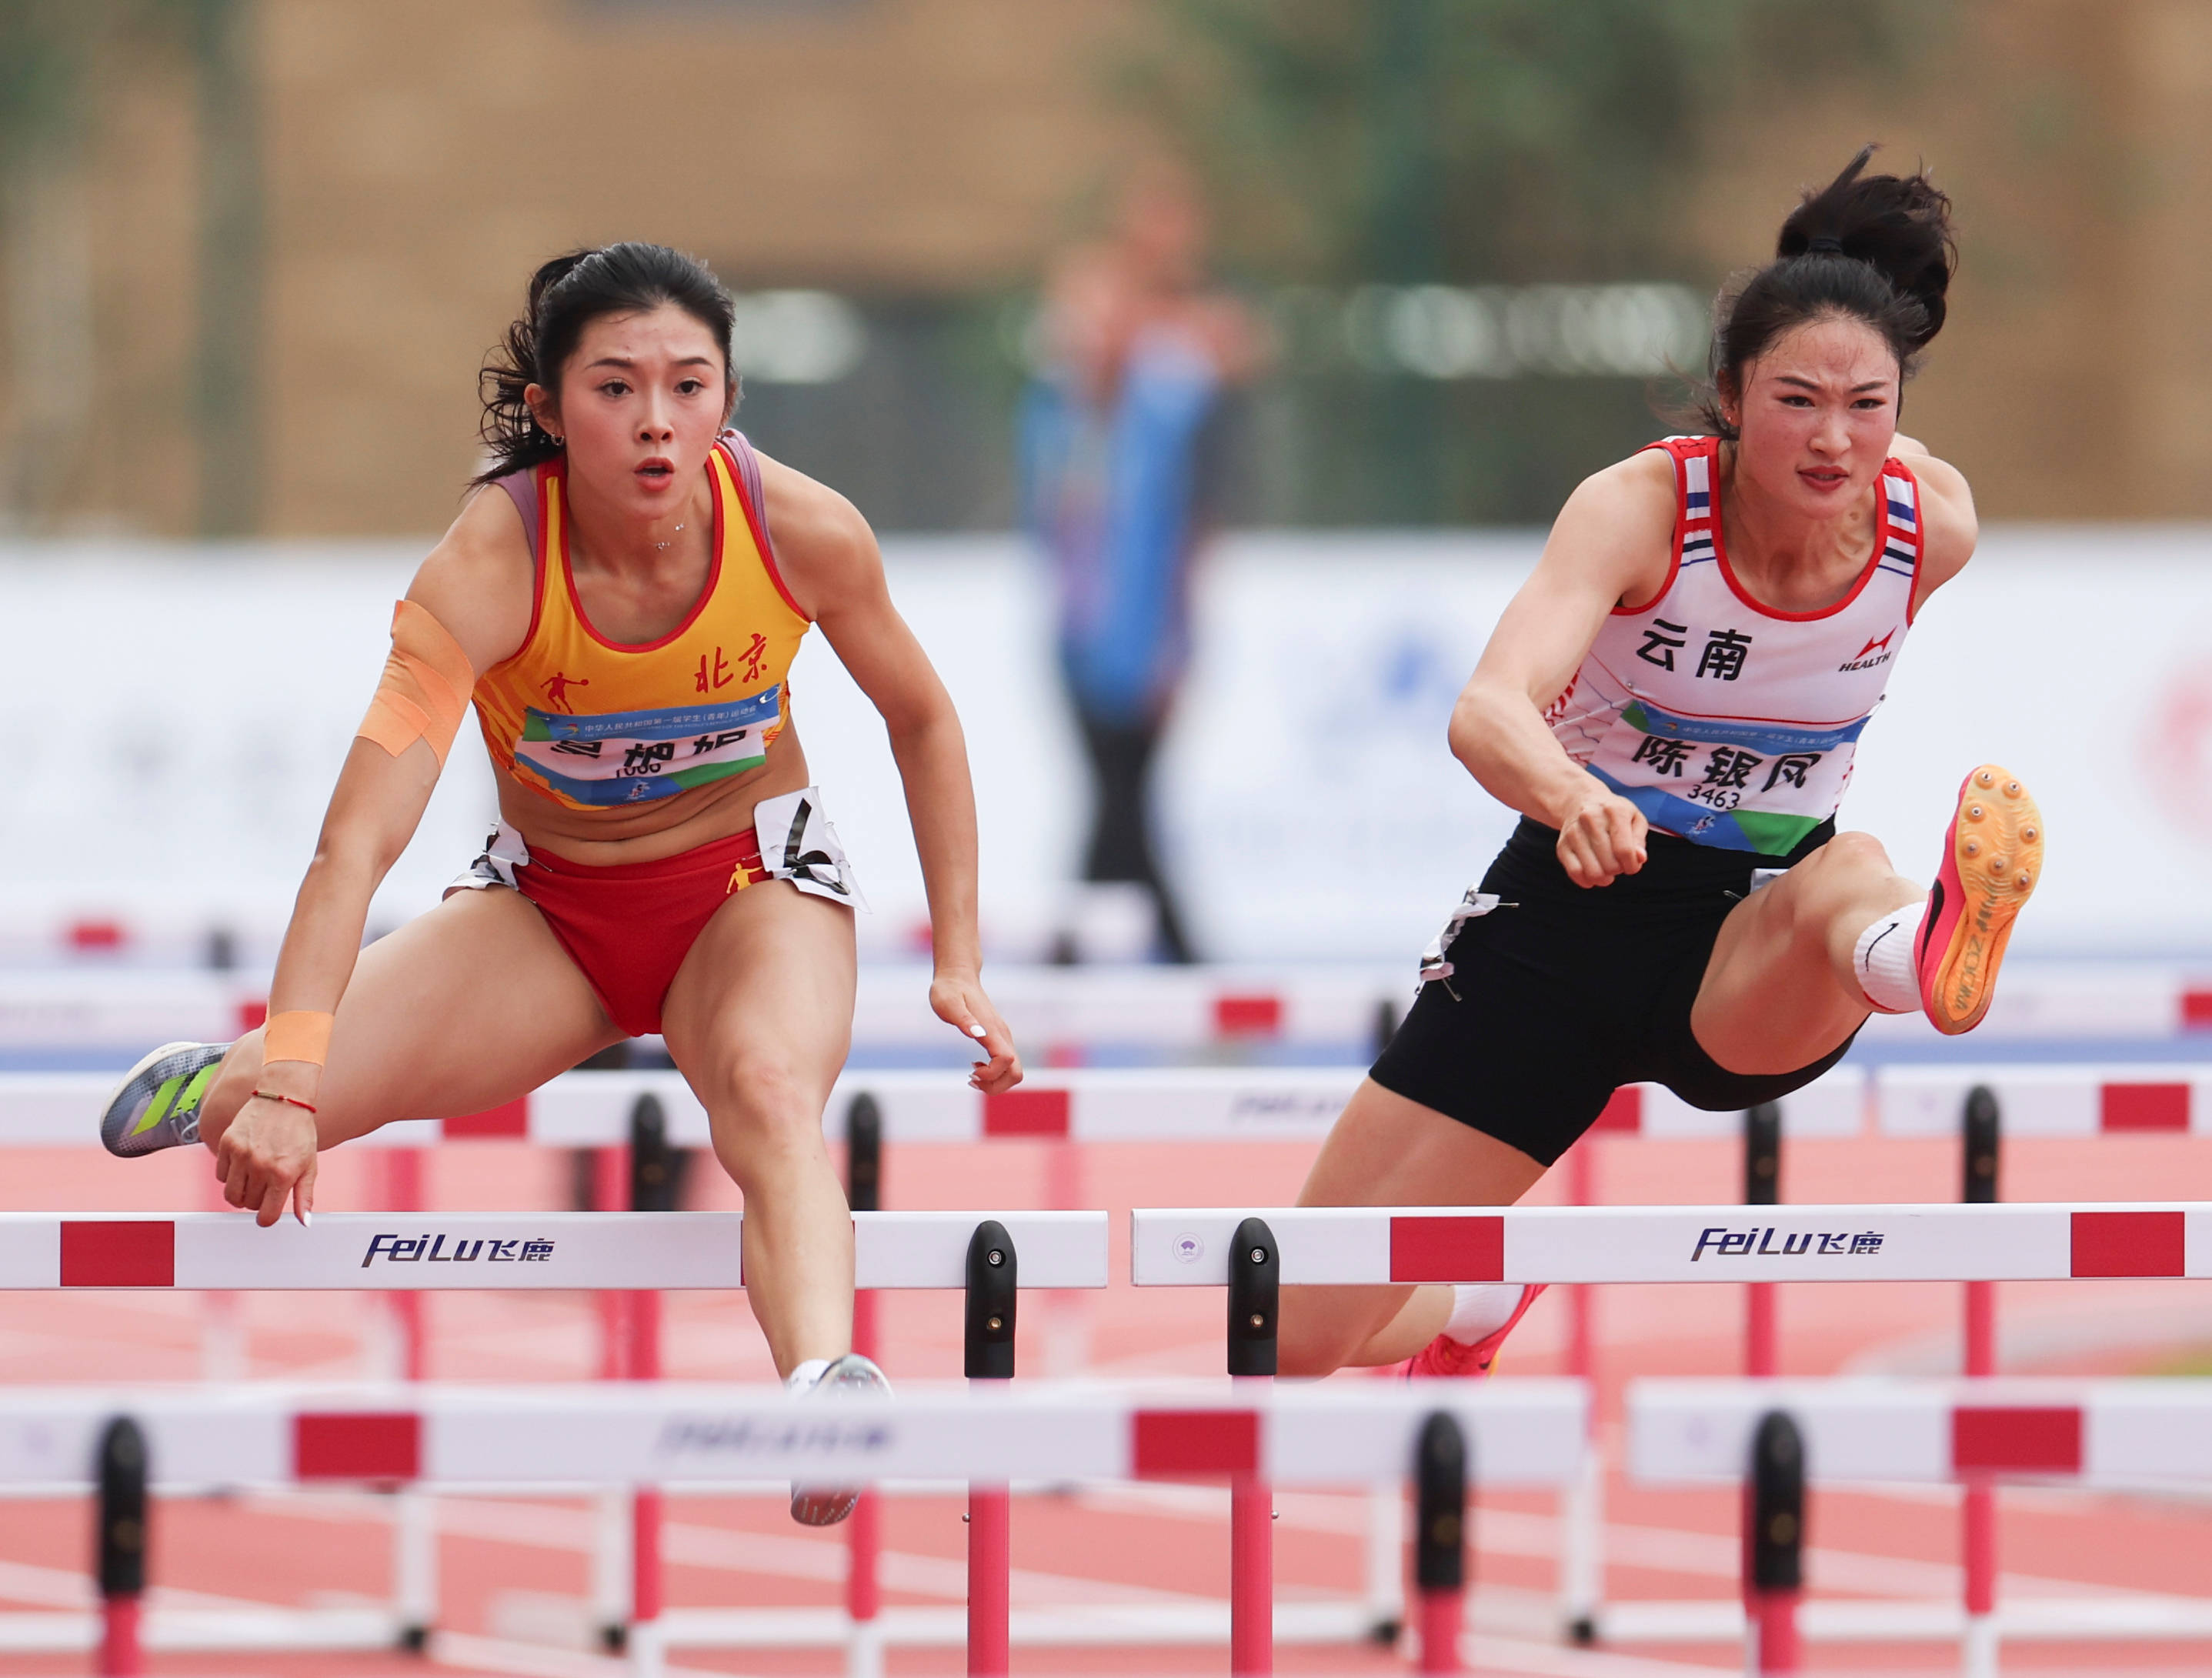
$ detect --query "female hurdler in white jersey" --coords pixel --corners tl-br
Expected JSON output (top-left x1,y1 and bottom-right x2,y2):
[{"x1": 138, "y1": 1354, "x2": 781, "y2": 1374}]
[{"x1": 1276, "y1": 148, "x2": 2042, "y2": 1379}]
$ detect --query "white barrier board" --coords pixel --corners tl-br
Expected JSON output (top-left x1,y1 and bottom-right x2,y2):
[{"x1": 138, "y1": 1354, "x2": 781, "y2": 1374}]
[
  {"x1": 1129, "y1": 1203, "x2": 2212, "y2": 1285},
  {"x1": 1629, "y1": 1377, "x2": 2212, "y2": 1484},
  {"x1": 0, "y1": 1210, "x2": 1106, "y2": 1290},
  {"x1": 0, "y1": 1378, "x2": 1586, "y2": 1490}
]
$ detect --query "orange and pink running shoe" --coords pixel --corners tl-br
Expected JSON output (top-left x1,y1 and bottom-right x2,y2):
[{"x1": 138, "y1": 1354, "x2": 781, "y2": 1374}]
[
  {"x1": 1406, "y1": 1283, "x2": 1547, "y2": 1379},
  {"x1": 1917, "y1": 765, "x2": 2044, "y2": 1036}
]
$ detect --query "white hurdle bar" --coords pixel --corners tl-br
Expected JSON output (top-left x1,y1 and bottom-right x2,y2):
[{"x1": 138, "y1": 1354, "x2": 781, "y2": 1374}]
[
  {"x1": 1129, "y1": 1203, "x2": 2212, "y2": 1285},
  {"x1": 28, "y1": 1058, "x2": 2212, "y2": 1145},
  {"x1": 0, "y1": 1063, "x2": 1869, "y2": 1146},
  {"x1": 0, "y1": 1210, "x2": 1107, "y2": 1290},
  {"x1": 6, "y1": 1379, "x2": 1587, "y2": 1678},
  {"x1": 1880, "y1": 1064, "x2": 2212, "y2": 1136},
  {"x1": 32, "y1": 1200, "x2": 2212, "y2": 1293},
  {"x1": 1632, "y1": 1376, "x2": 2212, "y2": 1486},
  {"x1": 29, "y1": 1060, "x2": 2212, "y2": 1146},
  {"x1": 1622, "y1": 1378, "x2": 2212, "y2": 1656},
  {"x1": 0, "y1": 963, "x2": 1413, "y2": 1053},
  {"x1": 0, "y1": 1378, "x2": 1585, "y2": 1491},
  {"x1": 3, "y1": 958, "x2": 2204, "y2": 1047}
]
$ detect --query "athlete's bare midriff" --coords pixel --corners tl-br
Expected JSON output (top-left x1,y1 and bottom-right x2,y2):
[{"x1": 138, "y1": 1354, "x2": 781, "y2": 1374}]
[{"x1": 490, "y1": 724, "x2": 814, "y2": 869}]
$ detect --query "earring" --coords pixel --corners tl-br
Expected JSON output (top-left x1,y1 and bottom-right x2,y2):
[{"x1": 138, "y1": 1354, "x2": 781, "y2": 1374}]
[{"x1": 550, "y1": 433, "x2": 564, "y2": 445}]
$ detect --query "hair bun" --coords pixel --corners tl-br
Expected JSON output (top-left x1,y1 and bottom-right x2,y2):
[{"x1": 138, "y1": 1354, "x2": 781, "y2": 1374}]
[{"x1": 1777, "y1": 145, "x2": 1955, "y2": 352}]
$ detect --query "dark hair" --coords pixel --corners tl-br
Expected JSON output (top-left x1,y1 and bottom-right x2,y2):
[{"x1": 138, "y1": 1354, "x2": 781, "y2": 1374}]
[
  {"x1": 1697, "y1": 146, "x2": 1955, "y2": 439},
  {"x1": 473, "y1": 242, "x2": 737, "y2": 486}
]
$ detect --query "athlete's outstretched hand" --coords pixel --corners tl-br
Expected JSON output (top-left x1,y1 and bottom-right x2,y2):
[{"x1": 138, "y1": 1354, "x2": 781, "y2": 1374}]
[
  {"x1": 932, "y1": 972, "x2": 1023, "y2": 1094},
  {"x1": 1556, "y1": 786, "x2": 1649, "y2": 888},
  {"x1": 215, "y1": 1094, "x2": 319, "y2": 1228}
]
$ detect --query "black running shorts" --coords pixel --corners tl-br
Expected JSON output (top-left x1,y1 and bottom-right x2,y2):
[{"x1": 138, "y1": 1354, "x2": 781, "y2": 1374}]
[{"x1": 1370, "y1": 816, "x2": 1858, "y2": 1166}]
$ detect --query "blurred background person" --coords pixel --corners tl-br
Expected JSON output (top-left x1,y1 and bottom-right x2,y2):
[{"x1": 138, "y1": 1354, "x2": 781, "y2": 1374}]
[{"x1": 1019, "y1": 164, "x2": 1266, "y2": 964}]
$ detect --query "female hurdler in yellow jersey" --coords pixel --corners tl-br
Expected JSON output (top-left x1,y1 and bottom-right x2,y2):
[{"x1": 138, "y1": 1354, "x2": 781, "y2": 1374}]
[{"x1": 98, "y1": 244, "x2": 1020, "y2": 1525}]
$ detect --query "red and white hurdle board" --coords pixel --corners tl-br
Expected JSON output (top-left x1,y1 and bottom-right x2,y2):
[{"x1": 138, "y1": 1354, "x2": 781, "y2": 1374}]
[
  {"x1": 0, "y1": 966, "x2": 1408, "y2": 1054},
  {"x1": 0, "y1": 1379, "x2": 1587, "y2": 1490},
  {"x1": 6, "y1": 958, "x2": 2210, "y2": 1051},
  {"x1": 1129, "y1": 1203, "x2": 2212, "y2": 1285},
  {"x1": 1881, "y1": 1064, "x2": 2212, "y2": 1136},
  {"x1": 0, "y1": 1211, "x2": 1106, "y2": 1290},
  {"x1": 1630, "y1": 1378, "x2": 2212, "y2": 1485},
  {"x1": 0, "y1": 1063, "x2": 1866, "y2": 1148}
]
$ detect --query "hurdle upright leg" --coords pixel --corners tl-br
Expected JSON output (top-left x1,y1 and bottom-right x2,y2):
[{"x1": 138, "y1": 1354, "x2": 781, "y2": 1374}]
[
  {"x1": 1228, "y1": 1217, "x2": 1278, "y2": 1676},
  {"x1": 1960, "y1": 1084, "x2": 2002, "y2": 1678},
  {"x1": 1743, "y1": 1103, "x2": 1782, "y2": 1377},
  {"x1": 1745, "y1": 1411, "x2": 1804, "y2": 1676},
  {"x1": 1413, "y1": 1412, "x2": 1469, "y2": 1674},
  {"x1": 96, "y1": 1416, "x2": 148, "y2": 1678},
  {"x1": 626, "y1": 1097, "x2": 672, "y2": 1671},
  {"x1": 966, "y1": 1220, "x2": 1018, "y2": 1676},
  {"x1": 379, "y1": 1146, "x2": 440, "y2": 1648},
  {"x1": 383, "y1": 1149, "x2": 429, "y2": 1379},
  {"x1": 1361, "y1": 1470, "x2": 1405, "y2": 1645},
  {"x1": 1560, "y1": 1138, "x2": 1605, "y2": 1643},
  {"x1": 846, "y1": 1094, "x2": 885, "y2": 1678}
]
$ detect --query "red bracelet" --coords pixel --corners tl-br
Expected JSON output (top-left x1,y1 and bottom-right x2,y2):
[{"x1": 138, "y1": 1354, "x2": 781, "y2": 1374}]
[{"x1": 252, "y1": 1090, "x2": 318, "y2": 1115}]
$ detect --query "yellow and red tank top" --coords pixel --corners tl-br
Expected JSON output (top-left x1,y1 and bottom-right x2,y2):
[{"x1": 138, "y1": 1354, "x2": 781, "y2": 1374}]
[{"x1": 472, "y1": 431, "x2": 812, "y2": 810}]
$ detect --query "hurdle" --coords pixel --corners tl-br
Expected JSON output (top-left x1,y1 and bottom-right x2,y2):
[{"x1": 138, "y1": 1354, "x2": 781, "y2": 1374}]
[
  {"x1": 1128, "y1": 1202, "x2": 2210, "y2": 1286},
  {"x1": 1137, "y1": 1203, "x2": 2212, "y2": 1673},
  {"x1": 1628, "y1": 1376, "x2": 2212, "y2": 1672},
  {"x1": 5, "y1": 956, "x2": 2204, "y2": 1053},
  {"x1": 0, "y1": 1207, "x2": 1103, "y2": 1666},
  {"x1": 7, "y1": 1378, "x2": 1590, "y2": 1678},
  {"x1": 1871, "y1": 1068, "x2": 2212, "y2": 1671}
]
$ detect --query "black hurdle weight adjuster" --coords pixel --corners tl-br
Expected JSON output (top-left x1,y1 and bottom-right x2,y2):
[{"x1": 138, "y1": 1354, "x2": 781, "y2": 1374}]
[
  {"x1": 1228, "y1": 1216, "x2": 1279, "y2": 1377},
  {"x1": 965, "y1": 1219, "x2": 1017, "y2": 1379}
]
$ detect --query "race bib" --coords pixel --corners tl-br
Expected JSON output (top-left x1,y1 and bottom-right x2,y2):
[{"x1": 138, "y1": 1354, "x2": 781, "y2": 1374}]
[
  {"x1": 510, "y1": 686, "x2": 782, "y2": 806},
  {"x1": 1585, "y1": 697, "x2": 1867, "y2": 855},
  {"x1": 753, "y1": 786, "x2": 867, "y2": 909}
]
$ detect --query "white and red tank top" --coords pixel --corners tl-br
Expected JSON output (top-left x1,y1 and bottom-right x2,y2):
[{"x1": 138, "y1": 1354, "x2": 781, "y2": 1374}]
[{"x1": 1544, "y1": 435, "x2": 1922, "y2": 856}]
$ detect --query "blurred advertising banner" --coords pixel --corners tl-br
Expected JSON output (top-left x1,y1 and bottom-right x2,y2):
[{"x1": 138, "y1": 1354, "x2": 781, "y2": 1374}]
[{"x1": 0, "y1": 528, "x2": 2206, "y2": 965}]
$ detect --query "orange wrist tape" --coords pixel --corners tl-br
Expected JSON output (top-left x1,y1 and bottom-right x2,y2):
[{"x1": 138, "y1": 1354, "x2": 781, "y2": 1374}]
[
  {"x1": 263, "y1": 1010, "x2": 334, "y2": 1068},
  {"x1": 357, "y1": 599, "x2": 475, "y2": 767}
]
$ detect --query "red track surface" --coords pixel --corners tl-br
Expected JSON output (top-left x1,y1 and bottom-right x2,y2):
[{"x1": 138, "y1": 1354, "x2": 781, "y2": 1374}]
[{"x1": 6, "y1": 1126, "x2": 2212, "y2": 1673}]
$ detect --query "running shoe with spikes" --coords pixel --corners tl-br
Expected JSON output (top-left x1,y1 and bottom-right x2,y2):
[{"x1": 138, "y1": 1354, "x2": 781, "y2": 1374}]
[
  {"x1": 789, "y1": 1352, "x2": 889, "y2": 1526},
  {"x1": 101, "y1": 1042, "x2": 229, "y2": 1158},
  {"x1": 1918, "y1": 765, "x2": 2043, "y2": 1036},
  {"x1": 1406, "y1": 1283, "x2": 1546, "y2": 1379}
]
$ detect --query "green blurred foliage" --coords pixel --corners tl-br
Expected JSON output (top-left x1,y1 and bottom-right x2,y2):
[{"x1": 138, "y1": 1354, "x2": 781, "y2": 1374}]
[
  {"x1": 1110, "y1": 0, "x2": 1940, "y2": 524},
  {"x1": 1132, "y1": 0, "x2": 1928, "y2": 285},
  {"x1": 0, "y1": 0, "x2": 190, "y2": 165}
]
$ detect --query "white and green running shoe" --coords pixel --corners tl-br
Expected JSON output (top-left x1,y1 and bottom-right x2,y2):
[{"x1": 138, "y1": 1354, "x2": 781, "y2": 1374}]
[
  {"x1": 787, "y1": 1353, "x2": 890, "y2": 1526},
  {"x1": 101, "y1": 1042, "x2": 229, "y2": 1157}
]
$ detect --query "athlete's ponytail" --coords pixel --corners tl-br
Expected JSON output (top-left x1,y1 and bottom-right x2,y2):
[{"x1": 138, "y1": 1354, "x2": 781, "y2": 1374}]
[
  {"x1": 473, "y1": 243, "x2": 738, "y2": 487},
  {"x1": 1697, "y1": 147, "x2": 1957, "y2": 440}
]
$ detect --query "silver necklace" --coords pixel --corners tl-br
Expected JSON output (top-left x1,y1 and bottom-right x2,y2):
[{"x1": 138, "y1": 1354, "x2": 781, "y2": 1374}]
[{"x1": 653, "y1": 521, "x2": 686, "y2": 552}]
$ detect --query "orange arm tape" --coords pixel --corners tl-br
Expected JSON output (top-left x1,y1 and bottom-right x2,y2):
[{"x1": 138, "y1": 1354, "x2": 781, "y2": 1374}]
[
  {"x1": 357, "y1": 599, "x2": 476, "y2": 768},
  {"x1": 263, "y1": 1010, "x2": 334, "y2": 1068}
]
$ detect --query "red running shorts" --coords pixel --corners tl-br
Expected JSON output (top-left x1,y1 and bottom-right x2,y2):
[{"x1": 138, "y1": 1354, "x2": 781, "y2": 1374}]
[{"x1": 513, "y1": 826, "x2": 770, "y2": 1037}]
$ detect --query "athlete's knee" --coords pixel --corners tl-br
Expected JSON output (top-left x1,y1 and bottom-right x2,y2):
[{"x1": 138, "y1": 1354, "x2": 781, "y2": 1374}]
[
  {"x1": 702, "y1": 1053, "x2": 832, "y2": 1176},
  {"x1": 1817, "y1": 829, "x2": 1893, "y2": 878},
  {"x1": 1787, "y1": 830, "x2": 1894, "y2": 921}
]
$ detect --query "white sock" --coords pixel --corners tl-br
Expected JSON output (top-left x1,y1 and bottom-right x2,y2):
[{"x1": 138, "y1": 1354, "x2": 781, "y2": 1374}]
[
  {"x1": 785, "y1": 1357, "x2": 832, "y2": 1393},
  {"x1": 1852, "y1": 898, "x2": 1927, "y2": 1014},
  {"x1": 1443, "y1": 1284, "x2": 1526, "y2": 1346}
]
